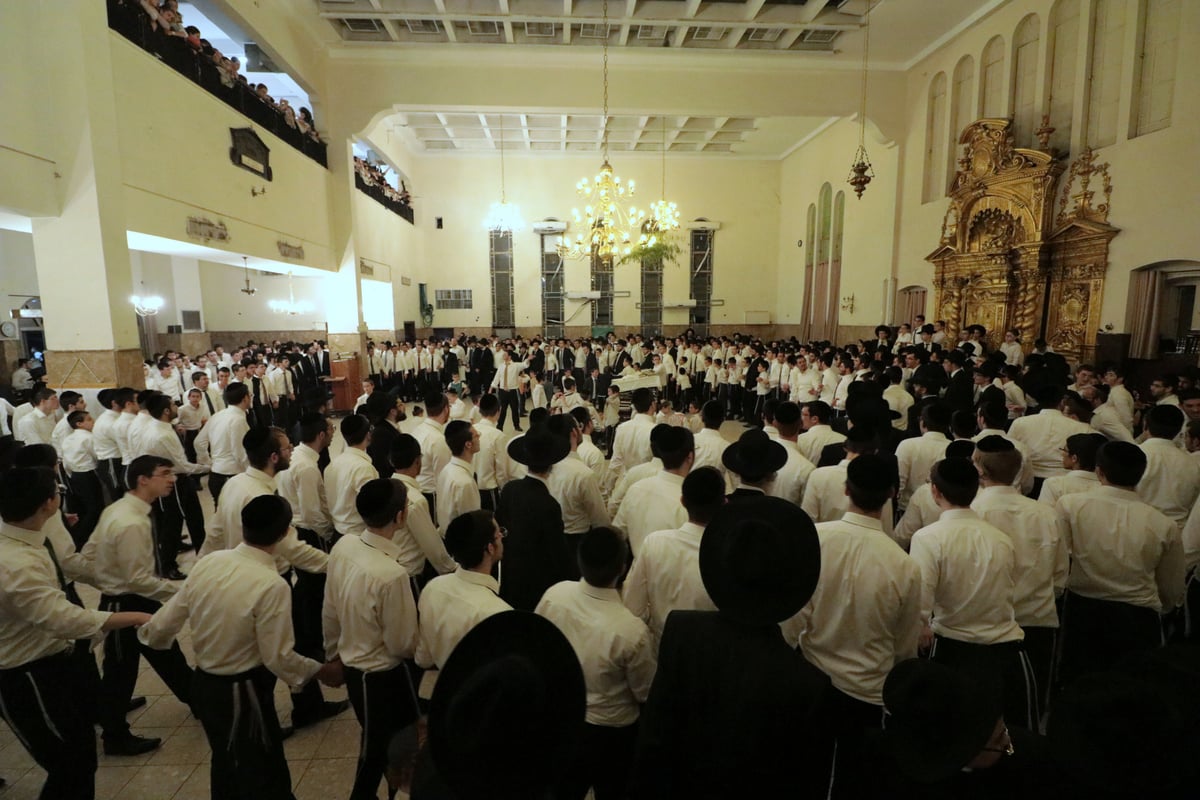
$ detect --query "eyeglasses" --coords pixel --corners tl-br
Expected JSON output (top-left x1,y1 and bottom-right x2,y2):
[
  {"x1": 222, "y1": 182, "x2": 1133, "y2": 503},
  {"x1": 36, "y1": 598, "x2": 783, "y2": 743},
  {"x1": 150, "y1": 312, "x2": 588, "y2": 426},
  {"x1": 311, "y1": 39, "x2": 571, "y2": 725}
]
[
  {"x1": 496, "y1": 527, "x2": 508, "y2": 540},
  {"x1": 981, "y1": 726, "x2": 1015, "y2": 756}
]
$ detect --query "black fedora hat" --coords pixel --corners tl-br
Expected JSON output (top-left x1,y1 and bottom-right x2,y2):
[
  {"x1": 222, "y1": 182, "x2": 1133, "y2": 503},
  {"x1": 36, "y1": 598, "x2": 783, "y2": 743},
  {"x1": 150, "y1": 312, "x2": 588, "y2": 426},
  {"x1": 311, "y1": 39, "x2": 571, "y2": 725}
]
[
  {"x1": 721, "y1": 429, "x2": 788, "y2": 482},
  {"x1": 881, "y1": 658, "x2": 1000, "y2": 783},
  {"x1": 698, "y1": 497, "x2": 820, "y2": 625},
  {"x1": 506, "y1": 426, "x2": 570, "y2": 468},
  {"x1": 429, "y1": 611, "x2": 586, "y2": 799}
]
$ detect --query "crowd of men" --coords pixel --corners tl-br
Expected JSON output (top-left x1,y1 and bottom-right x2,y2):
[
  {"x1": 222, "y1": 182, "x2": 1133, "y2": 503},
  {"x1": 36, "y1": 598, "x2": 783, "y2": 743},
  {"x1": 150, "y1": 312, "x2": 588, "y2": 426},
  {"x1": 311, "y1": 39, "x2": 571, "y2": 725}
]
[{"x1": 1, "y1": 319, "x2": 1199, "y2": 800}]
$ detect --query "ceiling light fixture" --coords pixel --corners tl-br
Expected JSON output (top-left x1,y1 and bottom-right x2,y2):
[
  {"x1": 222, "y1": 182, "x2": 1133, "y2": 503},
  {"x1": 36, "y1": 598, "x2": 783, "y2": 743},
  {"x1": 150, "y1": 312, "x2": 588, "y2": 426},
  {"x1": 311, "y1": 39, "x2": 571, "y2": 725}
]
[
  {"x1": 268, "y1": 271, "x2": 312, "y2": 316},
  {"x1": 558, "y1": 0, "x2": 645, "y2": 262},
  {"x1": 240, "y1": 256, "x2": 257, "y2": 295},
  {"x1": 130, "y1": 294, "x2": 164, "y2": 317},
  {"x1": 624, "y1": 115, "x2": 682, "y2": 267},
  {"x1": 846, "y1": 1, "x2": 876, "y2": 199},
  {"x1": 483, "y1": 115, "x2": 526, "y2": 234}
]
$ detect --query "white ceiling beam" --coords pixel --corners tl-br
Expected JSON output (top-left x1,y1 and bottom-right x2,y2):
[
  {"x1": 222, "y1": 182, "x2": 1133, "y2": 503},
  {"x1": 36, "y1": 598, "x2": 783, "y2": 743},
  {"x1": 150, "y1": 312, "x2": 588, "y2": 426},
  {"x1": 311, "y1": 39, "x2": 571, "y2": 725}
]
[
  {"x1": 722, "y1": 25, "x2": 747, "y2": 48},
  {"x1": 776, "y1": 29, "x2": 804, "y2": 49},
  {"x1": 435, "y1": 113, "x2": 460, "y2": 149},
  {"x1": 479, "y1": 113, "x2": 494, "y2": 147},
  {"x1": 563, "y1": 0, "x2": 572, "y2": 14},
  {"x1": 742, "y1": 0, "x2": 767, "y2": 21},
  {"x1": 618, "y1": 23, "x2": 631, "y2": 45},
  {"x1": 320, "y1": 10, "x2": 857, "y2": 31},
  {"x1": 498, "y1": 0, "x2": 509, "y2": 11},
  {"x1": 798, "y1": 0, "x2": 832, "y2": 24},
  {"x1": 503, "y1": 21, "x2": 514, "y2": 43},
  {"x1": 520, "y1": 114, "x2": 532, "y2": 151},
  {"x1": 625, "y1": 0, "x2": 637, "y2": 17},
  {"x1": 670, "y1": 25, "x2": 689, "y2": 47},
  {"x1": 682, "y1": 0, "x2": 702, "y2": 19},
  {"x1": 379, "y1": 19, "x2": 402, "y2": 40},
  {"x1": 561, "y1": 114, "x2": 567, "y2": 152},
  {"x1": 563, "y1": 20, "x2": 572, "y2": 44},
  {"x1": 632, "y1": 115, "x2": 650, "y2": 149}
]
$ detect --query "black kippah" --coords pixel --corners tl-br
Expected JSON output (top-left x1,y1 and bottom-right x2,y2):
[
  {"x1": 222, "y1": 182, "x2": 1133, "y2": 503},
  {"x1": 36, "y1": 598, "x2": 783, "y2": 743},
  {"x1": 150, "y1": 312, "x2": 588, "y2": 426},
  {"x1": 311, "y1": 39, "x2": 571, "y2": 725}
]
[
  {"x1": 945, "y1": 439, "x2": 976, "y2": 459},
  {"x1": 847, "y1": 455, "x2": 893, "y2": 493},
  {"x1": 975, "y1": 434, "x2": 1015, "y2": 453},
  {"x1": 242, "y1": 426, "x2": 273, "y2": 451},
  {"x1": 935, "y1": 456, "x2": 978, "y2": 487}
]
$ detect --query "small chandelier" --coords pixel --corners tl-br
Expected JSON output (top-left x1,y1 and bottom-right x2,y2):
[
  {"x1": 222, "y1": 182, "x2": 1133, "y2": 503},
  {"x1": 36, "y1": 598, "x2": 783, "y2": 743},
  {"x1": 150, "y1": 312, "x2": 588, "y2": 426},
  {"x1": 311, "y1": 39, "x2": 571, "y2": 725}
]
[
  {"x1": 483, "y1": 115, "x2": 525, "y2": 234},
  {"x1": 240, "y1": 256, "x2": 257, "y2": 295},
  {"x1": 130, "y1": 294, "x2": 164, "y2": 317},
  {"x1": 846, "y1": 1, "x2": 876, "y2": 199},
  {"x1": 638, "y1": 115, "x2": 681, "y2": 252},
  {"x1": 268, "y1": 271, "x2": 311, "y2": 316},
  {"x1": 558, "y1": 0, "x2": 643, "y2": 262}
]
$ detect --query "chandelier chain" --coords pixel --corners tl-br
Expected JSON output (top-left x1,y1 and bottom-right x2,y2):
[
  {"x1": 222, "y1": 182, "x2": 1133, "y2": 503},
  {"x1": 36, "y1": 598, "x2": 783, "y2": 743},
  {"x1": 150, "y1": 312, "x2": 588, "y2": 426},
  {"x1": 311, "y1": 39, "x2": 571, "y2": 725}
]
[
  {"x1": 661, "y1": 114, "x2": 667, "y2": 197},
  {"x1": 498, "y1": 116, "x2": 507, "y2": 203},
  {"x1": 602, "y1": 0, "x2": 609, "y2": 159},
  {"x1": 858, "y1": 0, "x2": 871, "y2": 147}
]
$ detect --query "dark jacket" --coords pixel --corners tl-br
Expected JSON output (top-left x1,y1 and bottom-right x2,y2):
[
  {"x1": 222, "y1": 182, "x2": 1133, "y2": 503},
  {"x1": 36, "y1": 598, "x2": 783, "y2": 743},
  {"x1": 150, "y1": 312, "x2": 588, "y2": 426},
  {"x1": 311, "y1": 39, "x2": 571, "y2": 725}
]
[{"x1": 495, "y1": 477, "x2": 570, "y2": 611}]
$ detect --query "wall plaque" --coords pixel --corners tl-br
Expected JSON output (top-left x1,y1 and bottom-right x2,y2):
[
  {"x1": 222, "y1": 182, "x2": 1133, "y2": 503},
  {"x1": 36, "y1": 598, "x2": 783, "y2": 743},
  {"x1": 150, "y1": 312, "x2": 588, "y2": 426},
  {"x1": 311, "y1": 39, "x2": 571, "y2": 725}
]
[
  {"x1": 229, "y1": 128, "x2": 273, "y2": 180},
  {"x1": 186, "y1": 217, "x2": 229, "y2": 242},
  {"x1": 277, "y1": 240, "x2": 305, "y2": 259}
]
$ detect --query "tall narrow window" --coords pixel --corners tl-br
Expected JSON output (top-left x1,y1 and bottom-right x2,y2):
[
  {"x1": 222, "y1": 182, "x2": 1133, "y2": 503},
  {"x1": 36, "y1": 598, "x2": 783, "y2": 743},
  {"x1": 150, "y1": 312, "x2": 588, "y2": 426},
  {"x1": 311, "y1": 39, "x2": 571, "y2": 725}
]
[
  {"x1": 1047, "y1": 0, "x2": 1080, "y2": 153},
  {"x1": 812, "y1": 184, "x2": 833, "y2": 342},
  {"x1": 828, "y1": 191, "x2": 845, "y2": 335},
  {"x1": 540, "y1": 235, "x2": 565, "y2": 339},
  {"x1": 591, "y1": 253, "x2": 614, "y2": 329},
  {"x1": 981, "y1": 36, "x2": 1006, "y2": 118},
  {"x1": 801, "y1": 204, "x2": 816, "y2": 340},
  {"x1": 689, "y1": 230, "x2": 714, "y2": 336},
  {"x1": 1086, "y1": 0, "x2": 1127, "y2": 148},
  {"x1": 923, "y1": 72, "x2": 948, "y2": 203},
  {"x1": 1011, "y1": 14, "x2": 1041, "y2": 146},
  {"x1": 1134, "y1": 0, "x2": 1180, "y2": 137},
  {"x1": 948, "y1": 56, "x2": 975, "y2": 191},
  {"x1": 489, "y1": 231, "x2": 515, "y2": 330},
  {"x1": 641, "y1": 256, "x2": 663, "y2": 338}
]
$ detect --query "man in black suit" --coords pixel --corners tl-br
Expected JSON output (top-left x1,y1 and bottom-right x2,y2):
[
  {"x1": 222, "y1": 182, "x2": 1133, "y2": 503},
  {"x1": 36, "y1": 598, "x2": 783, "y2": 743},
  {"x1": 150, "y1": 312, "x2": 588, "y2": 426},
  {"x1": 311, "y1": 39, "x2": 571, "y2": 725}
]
[
  {"x1": 495, "y1": 428, "x2": 572, "y2": 611},
  {"x1": 721, "y1": 429, "x2": 786, "y2": 500},
  {"x1": 611, "y1": 341, "x2": 634, "y2": 376},
  {"x1": 943, "y1": 351, "x2": 975, "y2": 414},
  {"x1": 631, "y1": 497, "x2": 832, "y2": 798},
  {"x1": 972, "y1": 362, "x2": 1006, "y2": 410},
  {"x1": 916, "y1": 325, "x2": 942, "y2": 355}
]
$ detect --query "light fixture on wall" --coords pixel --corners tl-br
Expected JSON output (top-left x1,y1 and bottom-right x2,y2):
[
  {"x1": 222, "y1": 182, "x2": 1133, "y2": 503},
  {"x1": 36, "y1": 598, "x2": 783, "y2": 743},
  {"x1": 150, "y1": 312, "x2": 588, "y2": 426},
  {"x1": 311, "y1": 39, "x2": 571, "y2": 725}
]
[
  {"x1": 482, "y1": 114, "x2": 526, "y2": 234},
  {"x1": 841, "y1": 293, "x2": 856, "y2": 314},
  {"x1": 130, "y1": 294, "x2": 164, "y2": 317},
  {"x1": 557, "y1": 0, "x2": 645, "y2": 262},
  {"x1": 268, "y1": 271, "x2": 312, "y2": 316},
  {"x1": 846, "y1": 1, "x2": 876, "y2": 199},
  {"x1": 239, "y1": 256, "x2": 257, "y2": 296}
]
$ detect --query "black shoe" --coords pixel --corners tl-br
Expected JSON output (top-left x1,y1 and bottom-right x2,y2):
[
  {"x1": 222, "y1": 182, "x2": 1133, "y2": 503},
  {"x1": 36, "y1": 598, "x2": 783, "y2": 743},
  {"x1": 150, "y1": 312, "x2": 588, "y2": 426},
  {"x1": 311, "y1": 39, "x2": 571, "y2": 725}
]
[
  {"x1": 280, "y1": 726, "x2": 295, "y2": 741},
  {"x1": 177, "y1": 541, "x2": 196, "y2": 552},
  {"x1": 163, "y1": 568, "x2": 187, "y2": 581},
  {"x1": 103, "y1": 734, "x2": 162, "y2": 756},
  {"x1": 128, "y1": 696, "x2": 147, "y2": 713},
  {"x1": 513, "y1": 427, "x2": 522, "y2": 432},
  {"x1": 291, "y1": 700, "x2": 350, "y2": 729}
]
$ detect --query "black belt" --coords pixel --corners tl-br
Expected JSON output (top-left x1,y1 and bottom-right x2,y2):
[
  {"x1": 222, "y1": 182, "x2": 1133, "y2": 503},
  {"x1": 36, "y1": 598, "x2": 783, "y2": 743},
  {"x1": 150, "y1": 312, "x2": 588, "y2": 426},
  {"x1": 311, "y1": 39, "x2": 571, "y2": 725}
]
[{"x1": 196, "y1": 665, "x2": 272, "y2": 684}]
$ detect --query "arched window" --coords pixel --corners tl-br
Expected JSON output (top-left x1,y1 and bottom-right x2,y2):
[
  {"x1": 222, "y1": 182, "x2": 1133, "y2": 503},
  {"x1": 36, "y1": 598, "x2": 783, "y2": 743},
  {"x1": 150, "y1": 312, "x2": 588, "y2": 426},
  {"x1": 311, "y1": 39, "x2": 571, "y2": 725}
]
[
  {"x1": 1086, "y1": 0, "x2": 1127, "y2": 148},
  {"x1": 1047, "y1": 0, "x2": 1080, "y2": 153},
  {"x1": 802, "y1": 203, "x2": 816, "y2": 340},
  {"x1": 829, "y1": 191, "x2": 845, "y2": 335},
  {"x1": 1011, "y1": 14, "x2": 1041, "y2": 146},
  {"x1": 948, "y1": 56, "x2": 975, "y2": 191},
  {"x1": 981, "y1": 36, "x2": 1006, "y2": 118},
  {"x1": 1134, "y1": 0, "x2": 1180, "y2": 137},
  {"x1": 897, "y1": 285, "x2": 928, "y2": 329},
  {"x1": 812, "y1": 184, "x2": 834, "y2": 341},
  {"x1": 923, "y1": 72, "x2": 948, "y2": 203}
]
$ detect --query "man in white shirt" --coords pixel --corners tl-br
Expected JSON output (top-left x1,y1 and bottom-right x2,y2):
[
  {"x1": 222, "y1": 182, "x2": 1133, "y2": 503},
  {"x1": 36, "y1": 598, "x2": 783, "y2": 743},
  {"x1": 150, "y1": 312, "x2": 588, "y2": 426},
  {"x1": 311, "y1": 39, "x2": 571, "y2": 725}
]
[
  {"x1": 1037, "y1": 432, "x2": 1106, "y2": 506},
  {"x1": 83, "y1": 455, "x2": 196, "y2": 755},
  {"x1": 1056, "y1": 441, "x2": 1184, "y2": 686},
  {"x1": 622, "y1": 466, "x2": 721, "y2": 645},
  {"x1": 389, "y1": 434, "x2": 458, "y2": 583},
  {"x1": 416, "y1": 509, "x2": 512, "y2": 669},
  {"x1": 1007, "y1": 385, "x2": 1093, "y2": 496},
  {"x1": 785, "y1": 455, "x2": 922, "y2": 798},
  {"x1": 1078, "y1": 383, "x2": 1135, "y2": 442},
  {"x1": 546, "y1": 415, "x2": 610, "y2": 571},
  {"x1": 882, "y1": 367, "x2": 915, "y2": 432},
  {"x1": 909, "y1": 457, "x2": 1036, "y2": 730},
  {"x1": 1103, "y1": 366, "x2": 1136, "y2": 433},
  {"x1": 972, "y1": 402, "x2": 1034, "y2": 495},
  {"x1": 552, "y1": 377, "x2": 587, "y2": 416},
  {"x1": 470, "y1": 393, "x2": 507, "y2": 511},
  {"x1": 193, "y1": 382, "x2": 252, "y2": 505},
  {"x1": 795, "y1": 401, "x2": 845, "y2": 465},
  {"x1": 437, "y1": 420, "x2": 482, "y2": 533},
  {"x1": 613, "y1": 425, "x2": 692, "y2": 555},
  {"x1": 140, "y1": 495, "x2": 342, "y2": 799},
  {"x1": 971, "y1": 437, "x2": 1068, "y2": 709},
  {"x1": 61, "y1": 410, "x2": 104, "y2": 544},
  {"x1": 324, "y1": 414, "x2": 377, "y2": 538},
  {"x1": 896, "y1": 402, "x2": 952, "y2": 511},
  {"x1": 490, "y1": 349, "x2": 529, "y2": 431},
  {"x1": 1138, "y1": 405, "x2": 1200, "y2": 531},
  {"x1": 49, "y1": 391, "x2": 85, "y2": 453},
  {"x1": 139, "y1": 395, "x2": 209, "y2": 578},
  {"x1": 276, "y1": 412, "x2": 336, "y2": 547},
  {"x1": 537, "y1": 527, "x2": 657, "y2": 798},
  {"x1": 801, "y1": 427, "x2": 896, "y2": 538},
  {"x1": 323, "y1": 479, "x2": 420, "y2": 799},
  {"x1": 608, "y1": 388, "x2": 657, "y2": 490},
  {"x1": 14, "y1": 387, "x2": 58, "y2": 446},
  {"x1": 570, "y1": 406, "x2": 607, "y2": 485},
  {"x1": 412, "y1": 392, "x2": 452, "y2": 525},
  {"x1": 92, "y1": 388, "x2": 128, "y2": 504},
  {"x1": 0, "y1": 468, "x2": 152, "y2": 797},
  {"x1": 690, "y1": 401, "x2": 733, "y2": 492},
  {"x1": 765, "y1": 401, "x2": 816, "y2": 506}
]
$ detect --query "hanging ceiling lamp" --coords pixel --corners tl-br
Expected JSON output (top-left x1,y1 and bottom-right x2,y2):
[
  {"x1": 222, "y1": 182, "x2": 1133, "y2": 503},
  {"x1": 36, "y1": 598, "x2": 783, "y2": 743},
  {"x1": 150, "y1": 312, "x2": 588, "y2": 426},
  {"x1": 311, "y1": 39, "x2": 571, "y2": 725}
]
[
  {"x1": 239, "y1": 256, "x2": 257, "y2": 295},
  {"x1": 268, "y1": 271, "x2": 312, "y2": 316},
  {"x1": 847, "y1": 1, "x2": 876, "y2": 199},
  {"x1": 557, "y1": 0, "x2": 644, "y2": 262},
  {"x1": 640, "y1": 115, "x2": 681, "y2": 249},
  {"x1": 483, "y1": 114, "x2": 525, "y2": 234}
]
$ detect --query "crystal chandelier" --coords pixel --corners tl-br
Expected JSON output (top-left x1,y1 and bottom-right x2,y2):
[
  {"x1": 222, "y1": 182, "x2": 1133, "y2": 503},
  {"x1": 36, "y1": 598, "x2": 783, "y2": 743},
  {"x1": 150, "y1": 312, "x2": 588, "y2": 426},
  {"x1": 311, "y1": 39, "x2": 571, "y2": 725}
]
[
  {"x1": 129, "y1": 294, "x2": 164, "y2": 317},
  {"x1": 636, "y1": 115, "x2": 681, "y2": 256},
  {"x1": 558, "y1": 0, "x2": 644, "y2": 262},
  {"x1": 483, "y1": 115, "x2": 525, "y2": 234},
  {"x1": 847, "y1": 1, "x2": 876, "y2": 199},
  {"x1": 268, "y1": 272, "x2": 312, "y2": 316},
  {"x1": 240, "y1": 256, "x2": 257, "y2": 296}
]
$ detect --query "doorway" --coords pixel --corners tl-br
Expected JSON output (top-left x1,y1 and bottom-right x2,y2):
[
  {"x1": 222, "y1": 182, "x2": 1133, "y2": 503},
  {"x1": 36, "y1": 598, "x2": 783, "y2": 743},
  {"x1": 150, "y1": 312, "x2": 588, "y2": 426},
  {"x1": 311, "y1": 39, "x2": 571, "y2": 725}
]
[{"x1": 403, "y1": 321, "x2": 416, "y2": 343}]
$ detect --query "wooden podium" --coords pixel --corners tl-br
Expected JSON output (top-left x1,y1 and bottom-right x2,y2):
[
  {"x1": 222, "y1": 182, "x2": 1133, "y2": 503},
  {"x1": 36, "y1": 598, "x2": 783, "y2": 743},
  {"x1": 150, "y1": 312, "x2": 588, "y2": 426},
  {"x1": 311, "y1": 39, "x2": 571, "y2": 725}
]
[{"x1": 330, "y1": 358, "x2": 360, "y2": 412}]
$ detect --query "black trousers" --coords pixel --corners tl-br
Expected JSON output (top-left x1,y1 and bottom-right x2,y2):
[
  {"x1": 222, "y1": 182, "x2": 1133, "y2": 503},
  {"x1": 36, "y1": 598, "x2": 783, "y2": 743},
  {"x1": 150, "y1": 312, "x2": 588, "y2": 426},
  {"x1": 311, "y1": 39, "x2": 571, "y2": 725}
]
[
  {"x1": 194, "y1": 667, "x2": 294, "y2": 800},
  {"x1": 480, "y1": 487, "x2": 500, "y2": 512},
  {"x1": 183, "y1": 428, "x2": 200, "y2": 463},
  {"x1": 345, "y1": 664, "x2": 421, "y2": 800},
  {"x1": 66, "y1": 470, "x2": 104, "y2": 547},
  {"x1": 930, "y1": 634, "x2": 1039, "y2": 732},
  {"x1": 208, "y1": 472, "x2": 235, "y2": 508},
  {"x1": 290, "y1": 528, "x2": 333, "y2": 721},
  {"x1": 496, "y1": 388, "x2": 521, "y2": 430},
  {"x1": 99, "y1": 594, "x2": 194, "y2": 739},
  {"x1": 556, "y1": 721, "x2": 639, "y2": 800},
  {"x1": 824, "y1": 687, "x2": 884, "y2": 800},
  {"x1": 0, "y1": 650, "x2": 97, "y2": 800},
  {"x1": 152, "y1": 488, "x2": 185, "y2": 573},
  {"x1": 423, "y1": 492, "x2": 438, "y2": 529},
  {"x1": 1022, "y1": 625, "x2": 1057, "y2": 711},
  {"x1": 100, "y1": 456, "x2": 124, "y2": 505},
  {"x1": 1057, "y1": 590, "x2": 1162, "y2": 690},
  {"x1": 176, "y1": 474, "x2": 207, "y2": 550}
]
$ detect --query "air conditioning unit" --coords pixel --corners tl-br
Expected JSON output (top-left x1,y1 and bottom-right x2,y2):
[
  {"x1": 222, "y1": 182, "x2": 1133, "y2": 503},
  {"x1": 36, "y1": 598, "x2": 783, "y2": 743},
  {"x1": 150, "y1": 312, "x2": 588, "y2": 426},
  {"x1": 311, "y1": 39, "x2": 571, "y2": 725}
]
[
  {"x1": 566, "y1": 290, "x2": 602, "y2": 300},
  {"x1": 664, "y1": 299, "x2": 698, "y2": 308},
  {"x1": 533, "y1": 220, "x2": 568, "y2": 234}
]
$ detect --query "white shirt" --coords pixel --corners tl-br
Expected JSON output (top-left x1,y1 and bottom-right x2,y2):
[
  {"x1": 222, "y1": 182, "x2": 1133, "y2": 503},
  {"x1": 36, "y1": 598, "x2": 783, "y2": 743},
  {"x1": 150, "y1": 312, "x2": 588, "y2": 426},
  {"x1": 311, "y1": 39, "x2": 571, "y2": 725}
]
[
  {"x1": 893, "y1": 483, "x2": 940, "y2": 549},
  {"x1": 1090, "y1": 403, "x2": 1136, "y2": 443},
  {"x1": 765, "y1": 440, "x2": 815, "y2": 506},
  {"x1": 276, "y1": 443, "x2": 335, "y2": 538},
  {"x1": 800, "y1": 460, "x2": 896, "y2": 539},
  {"x1": 112, "y1": 412, "x2": 136, "y2": 465},
  {"x1": 971, "y1": 486, "x2": 1068, "y2": 629},
  {"x1": 536, "y1": 580, "x2": 657, "y2": 727},
  {"x1": 1038, "y1": 469, "x2": 1100, "y2": 506},
  {"x1": 795, "y1": 424, "x2": 846, "y2": 466},
  {"x1": 883, "y1": 384, "x2": 915, "y2": 431},
  {"x1": 548, "y1": 452, "x2": 610, "y2": 535},
  {"x1": 393, "y1": 473, "x2": 457, "y2": 577},
  {"x1": 474, "y1": 419, "x2": 508, "y2": 490},
  {"x1": 784, "y1": 513, "x2": 922, "y2": 705},
  {"x1": 62, "y1": 428, "x2": 98, "y2": 474},
  {"x1": 412, "y1": 417, "x2": 451, "y2": 496},
  {"x1": 16, "y1": 407, "x2": 55, "y2": 446},
  {"x1": 415, "y1": 568, "x2": 512, "y2": 669},
  {"x1": 51, "y1": 415, "x2": 72, "y2": 453},
  {"x1": 197, "y1": 468, "x2": 328, "y2": 575},
  {"x1": 1008, "y1": 409, "x2": 1095, "y2": 479},
  {"x1": 0, "y1": 522, "x2": 111, "y2": 669},
  {"x1": 972, "y1": 428, "x2": 1036, "y2": 495},
  {"x1": 577, "y1": 434, "x2": 606, "y2": 483},
  {"x1": 141, "y1": 418, "x2": 206, "y2": 476},
  {"x1": 92, "y1": 408, "x2": 122, "y2": 461},
  {"x1": 612, "y1": 471, "x2": 688, "y2": 555},
  {"x1": 622, "y1": 521, "x2": 715, "y2": 645},
  {"x1": 1138, "y1": 437, "x2": 1200, "y2": 530},
  {"x1": 140, "y1": 544, "x2": 322, "y2": 689},
  {"x1": 125, "y1": 411, "x2": 156, "y2": 463},
  {"x1": 608, "y1": 413, "x2": 656, "y2": 487},
  {"x1": 490, "y1": 360, "x2": 528, "y2": 391},
  {"x1": 692, "y1": 428, "x2": 733, "y2": 489},
  {"x1": 194, "y1": 405, "x2": 250, "y2": 475},
  {"x1": 1107, "y1": 384, "x2": 1136, "y2": 432},
  {"x1": 1057, "y1": 486, "x2": 1184, "y2": 612},
  {"x1": 909, "y1": 508, "x2": 1024, "y2": 644},
  {"x1": 323, "y1": 531, "x2": 419, "y2": 672},
  {"x1": 324, "y1": 447, "x2": 378, "y2": 537},
  {"x1": 608, "y1": 458, "x2": 662, "y2": 518},
  {"x1": 176, "y1": 403, "x2": 206, "y2": 432},
  {"x1": 436, "y1": 457, "x2": 482, "y2": 534},
  {"x1": 896, "y1": 431, "x2": 950, "y2": 509},
  {"x1": 81, "y1": 494, "x2": 180, "y2": 602},
  {"x1": 999, "y1": 341, "x2": 1024, "y2": 368}
]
